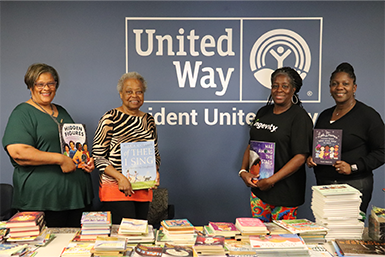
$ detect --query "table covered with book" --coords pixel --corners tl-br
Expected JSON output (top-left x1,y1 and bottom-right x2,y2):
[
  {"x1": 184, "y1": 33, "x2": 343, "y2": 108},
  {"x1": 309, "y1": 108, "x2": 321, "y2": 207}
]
[{"x1": 0, "y1": 184, "x2": 384, "y2": 257}]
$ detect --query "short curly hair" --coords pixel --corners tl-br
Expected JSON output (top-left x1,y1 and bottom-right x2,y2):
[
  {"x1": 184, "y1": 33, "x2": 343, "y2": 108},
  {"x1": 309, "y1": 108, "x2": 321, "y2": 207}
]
[{"x1": 117, "y1": 72, "x2": 147, "y2": 93}]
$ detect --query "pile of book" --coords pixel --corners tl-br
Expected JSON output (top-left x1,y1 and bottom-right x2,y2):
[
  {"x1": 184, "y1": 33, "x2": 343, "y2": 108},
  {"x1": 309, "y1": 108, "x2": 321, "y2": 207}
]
[
  {"x1": 249, "y1": 234, "x2": 310, "y2": 257},
  {"x1": 156, "y1": 219, "x2": 196, "y2": 246},
  {"x1": 6, "y1": 211, "x2": 46, "y2": 241},
  {"x1": 311, "y1": 184, "x2": 364, "y2": 241},
  {"x1": 115, "y1": 218, "x2": 155, "y2": 245},
  {"x1": 90, "y1": 236, "x2": 127, "y2": 256},
  {"x1": 79, "y1": 211, "x2": 112, "y2": 241},
  {"x1": 204, "y1": 221, "x2": 240, "y2": 238},
  {"x1": 369, "y1": 206, "x2": 385, "y2": 242},
  {"x1": 193, "y1": 232, "x2": 226, "y2": 256},
  {"x1": 235, "y1": 217, "x2": 268, "y2": 235},
  {"x1": 60, "y1": 242, "x2": 94, "y2": 257},
  {"x1": 273, "y1": 219, "x2": 328, "y2": 243},
  {"x1": 334, "y1": 239, "x2": 385, "y2": 257}
]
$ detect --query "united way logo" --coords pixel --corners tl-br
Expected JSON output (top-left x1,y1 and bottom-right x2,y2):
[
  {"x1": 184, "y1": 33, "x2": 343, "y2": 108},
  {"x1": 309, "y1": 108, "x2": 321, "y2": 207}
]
[{"x1": 250, "y1": 29, "x2": 311, "y2": 89}]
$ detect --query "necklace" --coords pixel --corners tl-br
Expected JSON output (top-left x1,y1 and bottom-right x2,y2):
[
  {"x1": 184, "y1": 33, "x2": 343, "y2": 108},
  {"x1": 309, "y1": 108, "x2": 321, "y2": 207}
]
[
  {"x1": 335, "y1": 101, "x2": 355, "y2": 116},
  {"x1": 31, "y1": 98, "x2": 54, "y2": 116}
]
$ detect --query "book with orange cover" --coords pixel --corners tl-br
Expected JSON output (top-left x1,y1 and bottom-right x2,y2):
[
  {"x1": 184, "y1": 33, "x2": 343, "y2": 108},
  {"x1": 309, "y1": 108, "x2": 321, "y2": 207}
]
[{"x1": 6, "y1": 212, "x2": 44, "y2": 228}]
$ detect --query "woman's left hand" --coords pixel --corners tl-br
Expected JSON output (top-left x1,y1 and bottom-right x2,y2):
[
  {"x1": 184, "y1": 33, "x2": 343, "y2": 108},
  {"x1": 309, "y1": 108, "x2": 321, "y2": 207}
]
[
  {"x1": 255, "y1": 177, "x2": 275, "y2": 191},
  {"x1": 82, "y1": 157, "x2": 95, "y2": 173},
  {"x1": 333, "y1": 161, "x2": 352, "y2": 175}
]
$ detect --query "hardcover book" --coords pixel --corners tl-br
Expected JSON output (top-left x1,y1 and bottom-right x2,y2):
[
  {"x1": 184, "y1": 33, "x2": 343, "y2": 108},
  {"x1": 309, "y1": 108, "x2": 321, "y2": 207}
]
[
  {"x1": 272, "y1": 219, "x2": 328, "y2": 234},
  {"x1": 6, "y1": 212, "x2": 44, "y2": 228},
  {"x1": 249, "y1": 141, "x2": 275, "y2": 179},
  {"x1": 336, "y1": 239, "x2": 385, "y2": 256},
  {"x1": 121, "y1": 141, "x2": 157, "y2": 190},
  {"x1": 59, "y1": 123, "x2": 90, "y2": 168},
  {"x1": 194, "y1": 232, "x2": 225, "y2": 249},
  {"x1": 312, "y1": 129, "x2": 342, "y2": 165}
]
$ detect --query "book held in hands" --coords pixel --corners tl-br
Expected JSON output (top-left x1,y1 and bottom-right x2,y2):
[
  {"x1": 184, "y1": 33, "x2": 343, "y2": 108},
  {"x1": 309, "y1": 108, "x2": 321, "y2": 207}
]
[
  {"x1": 312, "y1": 129, "x2": 342, "y2": 165},
  {"x1": 121, "y1": 141, "x2": 157, "y2": 190},
  {"x1": 59, "y1": 123, "x2": 90, "y2": 168},
  {"x1": 249, "y1": 141, "x2": 275, "y2": 179}
]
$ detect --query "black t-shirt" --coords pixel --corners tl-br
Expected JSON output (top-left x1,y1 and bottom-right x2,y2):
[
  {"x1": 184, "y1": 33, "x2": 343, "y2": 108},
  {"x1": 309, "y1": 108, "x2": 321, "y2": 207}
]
[{"x1": 250, "y1": 104, "x2": 313, "y2": 207}]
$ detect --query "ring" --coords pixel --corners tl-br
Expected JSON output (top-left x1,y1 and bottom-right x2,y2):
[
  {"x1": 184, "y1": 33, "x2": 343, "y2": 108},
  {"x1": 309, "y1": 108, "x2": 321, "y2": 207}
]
[{"x1": 337, "y1": 168, "x2": 340, "y2": 171}]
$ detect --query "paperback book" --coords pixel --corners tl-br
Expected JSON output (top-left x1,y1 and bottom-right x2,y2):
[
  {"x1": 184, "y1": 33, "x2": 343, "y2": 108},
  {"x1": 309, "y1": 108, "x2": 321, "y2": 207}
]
[
  {"x1": 312, "y1": 129, "x2": 342, "y2": 165},
  {"x1": 249, "y1": 234, "x2": 307, "y2": 250},
  {"x1": 161, "y1": 219, "x2": 194, "y2": 232},
  {"x1": 163, "y1": 243, "x2": 194, "y2": 257},
  {"x1": 118, "y1": 218, "x2": 148, "y2": 235},
  {"x1": 312, "y1": 184, "x2": 361, "y2": 197},
  {"x1": 121, "y1": 141, "x2": 157, "y2": 190},
  {"x1": 81, "y1": 211, "x2": 111, "y2": 226},
  {"x1": 235, "y1": 217, "x2": 268, "y2": 234},
  {"x1": 249, "y1": 141, "x2": 275, "y2": 179},
  {"x1": 272, "y1": 219, "x2": 328, "y2": 234},
  {"x1": 208, "y1": 222, "x2": 240, "y2": 238},
  {"x1": 59, "y1": 123, "x2": 90, "y2": 168},
  {"x1": 131, "y1": 244, "x2": 163, "y2": 257}
]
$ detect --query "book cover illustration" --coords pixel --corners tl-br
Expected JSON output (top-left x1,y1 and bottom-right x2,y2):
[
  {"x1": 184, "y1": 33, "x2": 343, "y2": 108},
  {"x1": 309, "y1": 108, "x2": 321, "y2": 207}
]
[
  {"x1": 249, "y1": 141, "x2": 275, "y2": 179},
  {"x1": 81, "y1": 211, "x2": 111, "y2": 224},
  {"x1": 163, "y1": 243, "x2": 194, "y2": 257},
  {"x1": 336, "y1": 239, "x2": 385, "y2": 256},
  {"x1": 161, "y1": 219, "x2": 194, "y2": 230},
  {"x1": 249, "y1": 234, "x2": 306, "y2": 249},
  {"x1": 59, "y1": 123, "x2": 90, "y2": 168},
  {"x1": 312, "y1": 184, "x2": 361, "y2": 196},
  {"x1": 272, "y1": 219, "x2": 328, "y2": 234},
  {"x1": 6, "y1": 212, "x2": 44, "y2": 227},
  {"x1": 194, "y1": 232, "x2": 225, "y2": 247},
  {"x1": 121, "y1": 141, "x2": 157, "y2": 190},
  {"x1": 209, "y1": 222, "x2": 238, "y2": 232},
  {"x1": 312, "y1": 129, "x2": 342, "y2": 165},
  {"x1": 132, "y1": 244, "x2": 163, "y2": 257},
  {"x1": 119, "y1": 218, "x2": 148, "y2": 234}
]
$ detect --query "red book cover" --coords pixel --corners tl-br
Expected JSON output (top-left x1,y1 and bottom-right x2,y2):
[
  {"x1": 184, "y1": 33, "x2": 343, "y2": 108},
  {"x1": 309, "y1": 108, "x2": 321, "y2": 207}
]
[{"x1": 6, "y1": 212, "x2": 44, "y2": 228}]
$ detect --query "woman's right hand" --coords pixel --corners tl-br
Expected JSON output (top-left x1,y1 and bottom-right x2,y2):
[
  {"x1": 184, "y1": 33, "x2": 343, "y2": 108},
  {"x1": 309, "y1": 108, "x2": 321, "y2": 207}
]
[
  {"x1": 117, "y1": 175, "x2": 134, "y2": 197},
  {"x1": 240, "y1": 171, "x2": 259, "y2": 188},
  {"x1": 306, "y1": 156, "x2": 317, "y2": 168},
  {"x1": 60, "y1": 155, "x2": 77, "y2": 173}
]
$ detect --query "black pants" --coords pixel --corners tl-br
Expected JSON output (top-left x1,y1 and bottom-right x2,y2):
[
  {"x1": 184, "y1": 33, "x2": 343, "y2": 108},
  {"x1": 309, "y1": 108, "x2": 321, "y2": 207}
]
[
  {"x1": 102, "y1": 201, "x2": 150, "y2": 225},
  {"x1": 316, "y1": 175, "x2": 374, "y2": 214}
]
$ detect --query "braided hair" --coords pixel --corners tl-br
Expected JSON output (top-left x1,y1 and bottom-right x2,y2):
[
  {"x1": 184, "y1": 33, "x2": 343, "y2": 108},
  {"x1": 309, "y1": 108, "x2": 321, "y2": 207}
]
[{"x1": 267, "y1": 67, "x2": 303, "y2": 107}]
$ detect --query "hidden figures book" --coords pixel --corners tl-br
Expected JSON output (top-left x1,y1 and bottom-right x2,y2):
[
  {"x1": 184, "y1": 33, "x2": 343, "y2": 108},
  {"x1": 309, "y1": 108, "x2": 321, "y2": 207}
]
[
  {"x1": 121, "y1": 141, "x2": 157, "y2": 190},
  {"x1": 59, "y1": 123, "x2": 89, "y2": 168}
]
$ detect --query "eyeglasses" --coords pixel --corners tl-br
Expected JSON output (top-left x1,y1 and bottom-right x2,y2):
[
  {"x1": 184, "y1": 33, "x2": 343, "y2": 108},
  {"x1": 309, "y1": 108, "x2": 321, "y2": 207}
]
[{"x1": 34, "y1": 82, "x2": 57, "y2": 90}]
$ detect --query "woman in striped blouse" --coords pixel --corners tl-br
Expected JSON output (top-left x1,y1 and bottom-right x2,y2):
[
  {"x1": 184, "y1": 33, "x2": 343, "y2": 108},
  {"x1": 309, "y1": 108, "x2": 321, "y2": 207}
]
[{"x1": 92, "y1": 72, "x2": 160, "y2": 224}]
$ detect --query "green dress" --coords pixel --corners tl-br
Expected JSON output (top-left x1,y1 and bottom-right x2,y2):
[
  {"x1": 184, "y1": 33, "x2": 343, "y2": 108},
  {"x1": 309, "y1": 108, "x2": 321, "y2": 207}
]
[{"x1": 2, "y1": 103, "x2": 93, "y2": 211}]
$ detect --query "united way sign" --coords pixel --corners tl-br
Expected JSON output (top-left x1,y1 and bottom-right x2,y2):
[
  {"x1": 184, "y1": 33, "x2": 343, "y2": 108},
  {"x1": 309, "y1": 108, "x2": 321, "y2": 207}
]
[{"x1": 126, "y1": 17, "x2": 322, "y2": 103}]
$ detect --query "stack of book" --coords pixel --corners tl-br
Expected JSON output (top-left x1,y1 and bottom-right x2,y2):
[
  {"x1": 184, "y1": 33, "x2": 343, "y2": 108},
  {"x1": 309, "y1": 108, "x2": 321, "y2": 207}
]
[
  {"x1": 369, "y1": 206, "x2": 385, "y2": 242},
  {"x1": 311, "y1": 184, "x2": 364, "y2": 241},
  {"x1": 264, "y1": 222, "x2": 292, "y2": 235},
  {"x1": 249, "y1": 234, "x2": 310, "y2": 257},
  {"x1": 204, "y1": 221, "x2": 240, "y2": 238},
  {"x1": 193, "y1": 232, "x2": 226, "y2": 256},
  {"x1": 235, "y1": 217, "x2": 268, "y2": 235},
  {"x1": 115, "y1": 218, "x2": 155, "y2": 245},
  {"x1": 90, "y1": 236, "x2": 127, "y2": 256},
  {"x1": 273, "y1": 219, "x2": 328, "y2": 243},
  {"x1": 80, "y1": 211, "x2": 112, "y2": 241},
  {"x1": 6, "y1": 211, "x2": 45, "y2": 241},
  {"x1": 156, "y1": 219, "x2": 196, "y2": 246}
]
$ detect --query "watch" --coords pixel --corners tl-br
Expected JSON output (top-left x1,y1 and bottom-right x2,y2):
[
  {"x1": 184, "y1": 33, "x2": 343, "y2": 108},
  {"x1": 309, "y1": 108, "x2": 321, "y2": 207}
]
[{"x1": 350, "y1": 164, "x2": 358, "y2": 172}]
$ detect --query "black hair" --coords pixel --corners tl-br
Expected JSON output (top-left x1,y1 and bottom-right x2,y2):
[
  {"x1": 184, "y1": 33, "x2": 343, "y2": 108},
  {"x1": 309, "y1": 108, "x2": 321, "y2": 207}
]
[{"x1": 330, "y1": 62, "x2": 356, "y2": 84}]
